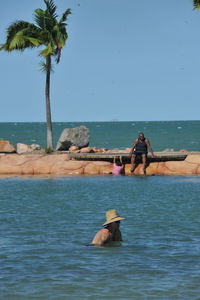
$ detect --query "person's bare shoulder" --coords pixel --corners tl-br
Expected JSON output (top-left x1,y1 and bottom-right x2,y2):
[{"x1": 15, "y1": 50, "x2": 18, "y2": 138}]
[
  {"x1": 101, "y1": 228, "x2": 110, "y2": 242},
  {"x1": 91, "y1": 228, "x2": 110, "y2": 246}
]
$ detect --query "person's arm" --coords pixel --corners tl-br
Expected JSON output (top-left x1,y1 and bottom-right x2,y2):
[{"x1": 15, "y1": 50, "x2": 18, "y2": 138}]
[
  {"x1": 101, "y1": 229, "x2": 111, "y2": 244},
  {"x1": 145, "y1": 138, "x2": 155, "y2": 157},
  {"x1": 129, "y1": 139, "x2": 138, "y2": 156},
  {"x1": 119, "y1": 156, "x2": 125, "y2": 175}
]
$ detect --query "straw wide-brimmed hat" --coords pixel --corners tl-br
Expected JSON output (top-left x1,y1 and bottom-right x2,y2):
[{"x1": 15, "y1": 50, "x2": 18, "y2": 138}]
[{"x1": 103, "y1": 209, "x2": 125, "y2": 226}]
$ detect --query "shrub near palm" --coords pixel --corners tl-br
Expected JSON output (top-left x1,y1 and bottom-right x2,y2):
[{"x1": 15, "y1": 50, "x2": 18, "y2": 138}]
[{"x1": 0, "y1": 0, "x2": 71, "y2": 150}]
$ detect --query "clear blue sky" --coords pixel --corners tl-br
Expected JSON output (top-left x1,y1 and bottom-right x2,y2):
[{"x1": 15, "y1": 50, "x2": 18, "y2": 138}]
[{"x1": 0, "y1": 0, "x2": 200, "y2": 122}]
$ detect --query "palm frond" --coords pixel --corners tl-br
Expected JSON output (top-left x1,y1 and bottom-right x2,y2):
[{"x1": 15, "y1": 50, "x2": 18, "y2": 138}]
[
  {"x1": 193, "y1": 0, "x2": 200, "y2": 10},
  {"x1": 0, "y1": 20, "x2": 41, "y2": 51},
  {"x1": 34, "y1": 8, "x2": 56, "y2": 31},
  {"x1": 34, "y1": 9, "x2": 46, "y2": 29},
  {"x1": 59, "y1": 8, "x2": 71, "y2": 24},
  {"x1": 39, "y1": 59, "x2": 54, "y2": 72},
  {"x1": 9, "y1": 31, "x2": 31, "y2": 50},
  {"x1": 53, "y1": 23, "x2": 68, "y2": 44},
  {"x1": 39, "y1": 42, "x2": 55, "y2": 57},
  {"x1": 38, "y1": 30, "x2": 53, "y2": 45},
  {"x1": 25, "y1": 37, "x2": 43, "y2": 46},
  {"x1": 22, "y1": 23, "x2": 42, "y2": 37},
  {"x1": 44, "y1": 0, "x2": 57, "y2": 19},
  {"x1": 6, "y1": 21, "x2": 34, "y2": 42}
]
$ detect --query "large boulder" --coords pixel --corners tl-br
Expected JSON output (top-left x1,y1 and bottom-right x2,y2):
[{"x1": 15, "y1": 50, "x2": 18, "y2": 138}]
[
  {"x1": 0, "y1": 140, "x2": 16, "y2": 153},
  {"x1": 56, "y1": 126, "x2": 90, "y2": 151}
]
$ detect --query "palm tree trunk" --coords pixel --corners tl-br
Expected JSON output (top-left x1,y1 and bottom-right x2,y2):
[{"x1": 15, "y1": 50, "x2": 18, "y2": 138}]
[{"x1": 45, "y1": 54, "x2": 53, "y2": 150}]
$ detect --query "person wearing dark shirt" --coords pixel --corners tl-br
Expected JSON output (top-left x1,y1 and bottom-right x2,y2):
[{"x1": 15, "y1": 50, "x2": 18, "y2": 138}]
[{"x1": 129, "y1": 132, "x2": 155, "y2": 175}]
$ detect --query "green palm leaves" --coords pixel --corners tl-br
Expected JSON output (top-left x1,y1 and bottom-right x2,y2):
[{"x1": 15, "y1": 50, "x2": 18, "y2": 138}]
[
  {"x1": 0, "y1": 21, "x2": 41, "y2": 51},
  {"x1": 193, "y1": 0, "x2": 200, "y2": 10},
  {"x1": 1, "y1": 0, "x2": 71, "y2": 62}
]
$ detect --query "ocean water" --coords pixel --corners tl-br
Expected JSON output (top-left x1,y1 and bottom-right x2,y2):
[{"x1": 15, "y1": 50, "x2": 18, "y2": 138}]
[
  {"x1": 0, "y1": 120, "x2": 200, "y2": 151},
  {"x1": 0, "y1": 175, "x2": 200, "y2": 299},
  {"x1": 0, "y1": 121, "x2": 200, "y2": 299}
]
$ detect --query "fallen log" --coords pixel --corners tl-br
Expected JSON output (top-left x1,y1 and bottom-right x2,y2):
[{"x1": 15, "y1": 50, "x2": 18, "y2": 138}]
[{"x1": 69, "y1": 151, "x2": 191, "y2": 163}]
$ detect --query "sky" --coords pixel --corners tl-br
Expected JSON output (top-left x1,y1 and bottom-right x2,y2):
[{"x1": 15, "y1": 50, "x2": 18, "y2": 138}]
[{"x1": 0, "y1": 0, "x2": 200, "y2": 122}]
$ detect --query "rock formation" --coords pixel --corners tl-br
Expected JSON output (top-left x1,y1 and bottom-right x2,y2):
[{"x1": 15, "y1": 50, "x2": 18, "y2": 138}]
[
  {"x1": 16, "y1": 143, "x2": 41, "y2": 154},
  {"x1": 0, "y1": 140, "x2": 16, "y2": 153},
  {"x1": 56, "y1": 126, "x2": 90, "y2": 151},
  {"x1": 0, "y1": 153, "x2": 200, "y2": 176}
]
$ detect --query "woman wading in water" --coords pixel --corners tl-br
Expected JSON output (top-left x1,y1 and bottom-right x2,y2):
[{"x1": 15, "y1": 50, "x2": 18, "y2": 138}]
[{"x1": 91, "y1": 209, "x2": 125, "y2": 246}]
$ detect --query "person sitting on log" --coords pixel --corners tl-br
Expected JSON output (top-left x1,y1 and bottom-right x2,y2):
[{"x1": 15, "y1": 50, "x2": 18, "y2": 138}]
[{"x1": 129, "y1": 132, "x2": 155, "y2": 175}]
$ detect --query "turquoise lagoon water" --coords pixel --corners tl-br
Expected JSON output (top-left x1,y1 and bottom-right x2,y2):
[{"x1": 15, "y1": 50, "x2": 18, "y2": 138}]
[
  {"x1": 0, "y1": 120, "x2": 200, "y2": 151},
  {"x1": 0, "y1": 121, "x2": 200, "y2": 299},
  {"x1": 1, "y1": 175, "x2": 200, "y2": 299}
]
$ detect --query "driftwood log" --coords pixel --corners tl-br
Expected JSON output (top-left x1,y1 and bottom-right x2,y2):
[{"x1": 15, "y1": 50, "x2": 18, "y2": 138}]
[{"x1": 69, "y1": 151, "x2": 190, "y2": 163}]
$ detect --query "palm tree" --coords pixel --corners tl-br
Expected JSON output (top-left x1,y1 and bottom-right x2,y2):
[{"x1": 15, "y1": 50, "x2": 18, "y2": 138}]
[
  {"x1": 193, "y1": 0, "x2": 200, "y2": 9},
  {"x1": 0, "y1": 0, "x2": 71, "y2": 150}
]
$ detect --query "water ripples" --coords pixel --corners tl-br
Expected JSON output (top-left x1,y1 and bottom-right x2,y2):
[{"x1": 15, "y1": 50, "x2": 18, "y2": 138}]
[{"x1": 0, "y1": 176, "x2": 200, "y2": 299}]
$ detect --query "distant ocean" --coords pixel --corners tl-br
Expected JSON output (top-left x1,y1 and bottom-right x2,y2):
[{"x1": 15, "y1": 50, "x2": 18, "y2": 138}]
[
  {"x1": 0, "y1": 120, "x2": 200, "y2": 151},
  {"x1": 1, "y1": 121, "x2": 200, "y2": 299}
]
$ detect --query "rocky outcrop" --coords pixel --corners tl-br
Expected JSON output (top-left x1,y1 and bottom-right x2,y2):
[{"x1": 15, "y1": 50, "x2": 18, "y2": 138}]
[
  {"x1": 126, "y1": 154, "x2": 200, "y2": 175},
  {"x1": 0, "y1": 153, "x2": 200, "y2": 176},
  {"x1": 16, "y1": 143, "x2": 41, "y2": 154},
  {"x1": 0, "y1": 154, "x2": 111, "y2": 176},
  {"x1": 80, "y1": 147, "x2": 95, "y2": 153},
  {"x1": 0, "y1": 140, "x2": 16, "y2": 153},
  {"x1": 56, "y1": 126, "x2": 90, "y2": 151}
]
